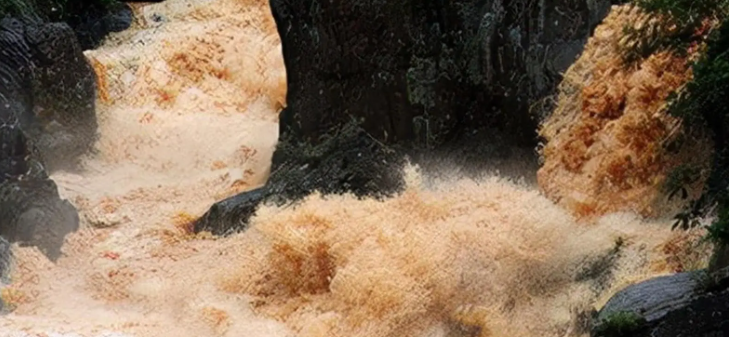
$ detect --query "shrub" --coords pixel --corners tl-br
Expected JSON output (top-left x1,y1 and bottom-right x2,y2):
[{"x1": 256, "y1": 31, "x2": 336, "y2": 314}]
[
  {"x1": 618, "y1": 0, "x2": 729, "y2": 251},
  {"x1": 666, "y1": 19, "x2": 729, "y2": 246}
]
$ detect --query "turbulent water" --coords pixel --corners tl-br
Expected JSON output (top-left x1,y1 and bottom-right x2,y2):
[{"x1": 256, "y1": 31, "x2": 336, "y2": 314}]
[{"x1": 0, "y1": 1, "x2": 712, "y2": 337}]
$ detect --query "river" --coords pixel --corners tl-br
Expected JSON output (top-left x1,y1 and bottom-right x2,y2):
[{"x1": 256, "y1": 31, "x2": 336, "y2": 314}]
[{"x1": 0, "y1": 1, "x2": 710, "y2": 336}]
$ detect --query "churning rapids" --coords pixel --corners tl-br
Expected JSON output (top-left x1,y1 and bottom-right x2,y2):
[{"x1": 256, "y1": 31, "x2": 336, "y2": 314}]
[{"x1": 0, "y1": 1, "x2": 711, "y2": 337}]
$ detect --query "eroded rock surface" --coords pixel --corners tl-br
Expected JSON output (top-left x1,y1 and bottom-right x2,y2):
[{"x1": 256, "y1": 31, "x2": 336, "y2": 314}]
[
  {"x1": 271, "y1": 0, "x2": 612, "y2": 147},
  {"x1": 1, "y1": 17, "x2": 98, "y2": 173},
  {"x1": 196, "y1": 0, "x2": 614, "y2": 235},
  {"x1": 195, "y1": 123, "x2": 404, "y2": 235},
  {"x1": 25, "y1": 21, "x2": 99, "y2": 171},
  {"x1": 593, "y1": 267, "x2": 729, "y2": 337},
  {"x1": 0, "y1": 16, "x2": 91, "y2": 261}
]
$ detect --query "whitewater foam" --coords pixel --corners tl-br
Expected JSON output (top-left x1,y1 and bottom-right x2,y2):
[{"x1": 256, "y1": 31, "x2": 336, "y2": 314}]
[{"x1": 0, "y1": 1, "x2": 712, "y2": 337}]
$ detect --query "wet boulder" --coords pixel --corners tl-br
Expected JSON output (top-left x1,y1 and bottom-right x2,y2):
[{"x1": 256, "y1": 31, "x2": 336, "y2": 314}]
[
  {"x1": 0, "y1": 105, "x2": 79, "y2": 262},
  {"x1": 0, "y1": 177, "x2": 80, "y2": 261},
  {"x1": 0, "y1": 116, "x2": 78, "y2": 262},
  {"x1": 592, "y1": 267, "x2": 729, "y2": 337},
  {"x1": 1, "y1": 17, "x2": 98, "y2": 173},
  {"x1": 0, "y1": 18, "x2": 82, "y2": 261},
  {"x1": 195, "y1": 0, "x2": 614, "y2": 235},
  {"x1": 195, "y1": 123, "x2": 405, "y2": 235},
  {"x1": 24, "y1": 21, "x2": 99, "y2": 172}
]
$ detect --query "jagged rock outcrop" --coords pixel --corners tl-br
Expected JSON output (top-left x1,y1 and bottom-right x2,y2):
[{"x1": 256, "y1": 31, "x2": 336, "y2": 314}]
[
  {"x1": 1, "y1": 16, "x2": 98, "y2": 172},
  {"x1": 0, "y1": 16, "x2": 89, "y2": 261},
  {"x1": 0, "y1": 178, "x2": 80, "y2": 261},
  {"x1": 25, "y1": 21, "x2": 99, "y2": 171},
  {"x1": 592, "y1": 267, "x2": 729, "y2": 337},
  {"x1": 195, "y1": 0, "x2": 616, "y2": 235},
  {"x1": 195, "y1": 122, "x2": 405, "y2": 235},
  {"x1": 270, "y1": 0, "x2": 614, "y2": 148}
]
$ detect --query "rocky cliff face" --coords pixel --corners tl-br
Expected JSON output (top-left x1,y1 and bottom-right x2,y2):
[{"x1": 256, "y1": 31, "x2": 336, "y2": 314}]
[
  {"x1": 271, "y1": 0, "x2": 613, "y2": 148},
  {"x1": 0, "y1": 13, "x2": 100, "y2": 261},
  {"x1": 195, "y1": 0, "x2": 616, "y2": 235}
]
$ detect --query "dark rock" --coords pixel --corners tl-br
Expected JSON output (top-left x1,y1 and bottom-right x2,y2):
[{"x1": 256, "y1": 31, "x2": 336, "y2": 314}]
[
  {"x1": 592, "y1": 267, "x2": 729, "y2": 337},
  {"x1": 25, "y1": 21, "x2": 99, "y2": 171},
  {"x1": 1, "y1": 0, "x2": 136, "y2": 50},
  {"x1": 63, "y1": 1, "x2": 134, "y2": 50},
  {"x1": 0, "y1": 178, "x2": 79, "y2": 261},
  {"x1": 196, "y1": 0, "x2": 613, "y2": 235},
  {"x1": 0, "y1": 17, "x2": 83, "y2": 261},
  {"x1": 195, "y1": 122, "x2": 405, "y2": 235},
  {"x1": 0, "y1": 235, "x2": 10, "y2": 313},
  {"x1": 710, "y1": 243, "x2": 729, "y2": 272},
  {"x1": 195, "y1": 187, "x2": 268, "y2": 235},
  {"x1": 0, "y1": 236, "x2": 10, "y2": 283},
  {"x1": 270, "y1": 0, "x2": 612, "y2": 148},
  {"x1": 0, "y1": 103, "x2": 78, "y2": 261},
  {"x1": 1, "y1": 18, "x2": 41, "y2": 180},
  {"x1": 1, "y1": 17, "x2": 98, "y2": 173}
]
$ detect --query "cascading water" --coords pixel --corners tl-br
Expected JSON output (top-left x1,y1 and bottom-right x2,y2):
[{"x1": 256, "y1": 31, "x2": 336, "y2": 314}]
[{"x1": 0, "y1": 1, "x2": 712, "y2": 336}]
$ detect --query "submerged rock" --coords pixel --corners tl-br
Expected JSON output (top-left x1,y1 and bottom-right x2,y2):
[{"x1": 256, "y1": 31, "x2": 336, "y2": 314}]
[
  {"x1": 196, "y1": 0, "x2": 614, "y2": 235},
  {"x1": 592, "y1": 267, "x2": 729, "y2": 337}
]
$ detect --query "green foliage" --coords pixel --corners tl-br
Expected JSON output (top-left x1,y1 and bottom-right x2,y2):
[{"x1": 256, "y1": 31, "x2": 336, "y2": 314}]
[
  {"x1": 619, "y1": 0, "x2": 729, "y2": 64},
  {"x1": 663, "y1": 19, "x2": 729, "y2": 245},
  {"x1": 664, "y1": 164, "x2": 702, "y2": 201},
  {"x1": 622, "y1": 0, "x2": 729, "y2": 247},
  {"x1": 706, "y1": 204, "x2": 729, "y2": 244},
  {"x1": 634, "y1": 0, "x2": 729, "y2": 23},
  {"x1": 594, "y1": 311, "x2": 647, "y2": 337}
]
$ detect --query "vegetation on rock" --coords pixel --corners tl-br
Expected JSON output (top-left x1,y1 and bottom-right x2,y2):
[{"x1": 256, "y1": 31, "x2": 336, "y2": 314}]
[
  {"x1": 199, "y1": 0, "x2": 616, "y2": 234},
  {"x1": 623, "y1": 0, "x2": 729, "y2": 258},
  {"x1": 546, "y1": 0, "x2": 729, "y2": 256},
  {"x1": 593, "y1": 311, "x2": 647, "y2": 337},
  {"x1": 537, "y1": 4, "x2": 709, "y2": 220}
]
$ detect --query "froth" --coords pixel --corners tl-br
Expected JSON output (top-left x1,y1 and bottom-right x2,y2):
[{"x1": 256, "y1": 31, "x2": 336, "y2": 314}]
[{"x1": 218, "y1": 165, "x2": 705, "y2": 337}]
